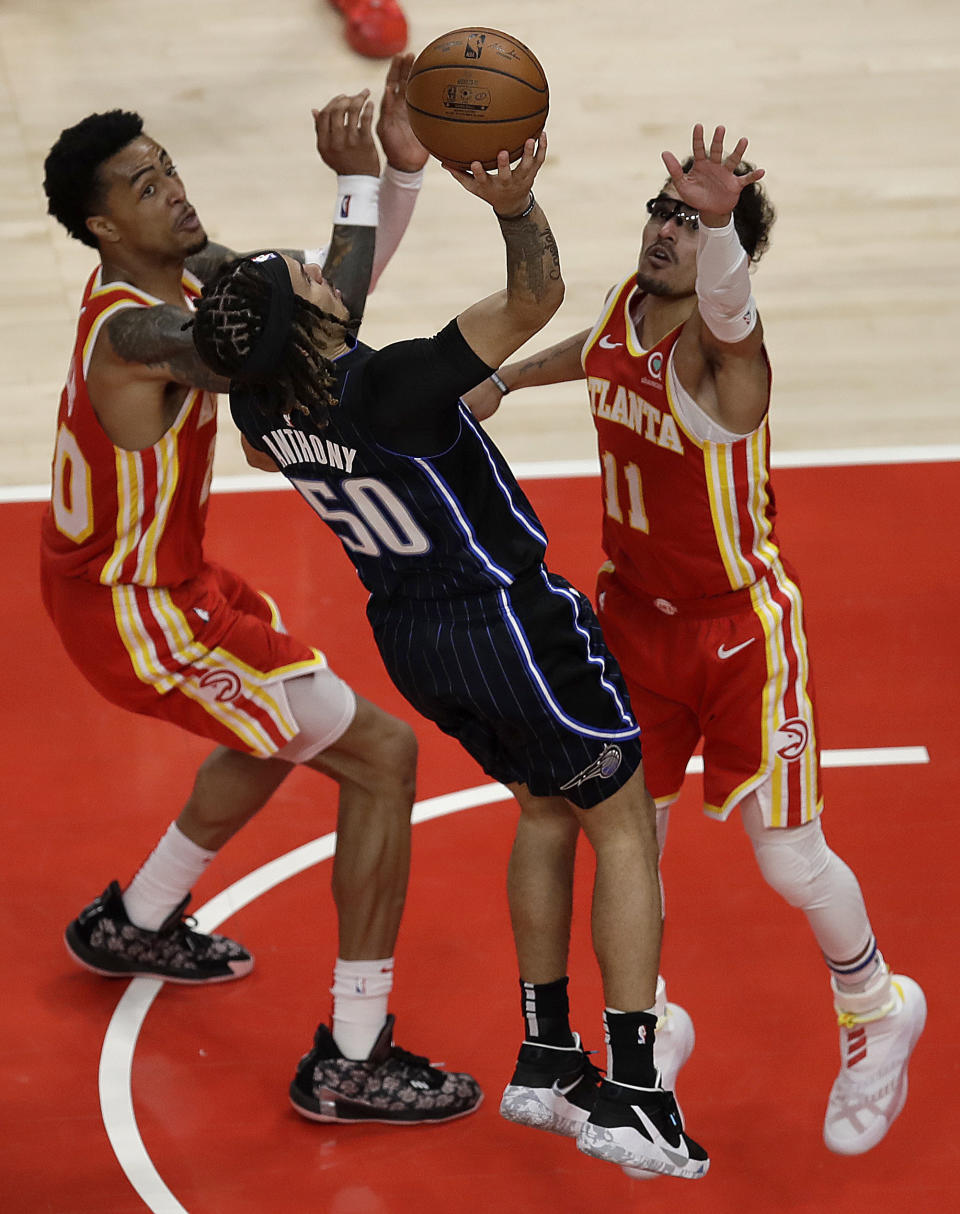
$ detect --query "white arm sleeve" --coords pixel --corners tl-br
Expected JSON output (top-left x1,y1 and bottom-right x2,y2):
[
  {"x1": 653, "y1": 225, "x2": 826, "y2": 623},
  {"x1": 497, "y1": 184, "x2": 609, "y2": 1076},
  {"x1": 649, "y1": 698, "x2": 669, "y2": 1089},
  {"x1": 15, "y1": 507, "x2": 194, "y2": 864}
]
[
  {"x1": 695, "y1": 218, "x2": 757, "y2": 344},
  {"x1": 304, "y1": 167, "x2": 422, "y2": 290},
  {"x1": 370, "y1": 163, "x2": 424, "y2": 291}
]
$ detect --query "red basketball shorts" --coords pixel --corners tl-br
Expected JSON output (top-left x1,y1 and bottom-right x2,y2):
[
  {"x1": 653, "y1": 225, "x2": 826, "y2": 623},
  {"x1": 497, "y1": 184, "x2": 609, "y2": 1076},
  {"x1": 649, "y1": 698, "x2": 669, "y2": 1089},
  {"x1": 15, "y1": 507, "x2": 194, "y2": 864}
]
[
  {"x1": 41, "y1": 560, "x2": 328, "y2": 756},
  {"x1": 596, "y1": 562, "x2": 823, "y2": 828}
]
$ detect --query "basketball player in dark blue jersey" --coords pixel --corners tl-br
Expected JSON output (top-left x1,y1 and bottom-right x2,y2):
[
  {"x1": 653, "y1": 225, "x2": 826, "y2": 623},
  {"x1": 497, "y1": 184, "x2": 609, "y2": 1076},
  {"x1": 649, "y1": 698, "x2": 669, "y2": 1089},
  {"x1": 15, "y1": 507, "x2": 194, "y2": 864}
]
[{"x1": 192, "y1": 135, "x2": 709, "y2": 1180}]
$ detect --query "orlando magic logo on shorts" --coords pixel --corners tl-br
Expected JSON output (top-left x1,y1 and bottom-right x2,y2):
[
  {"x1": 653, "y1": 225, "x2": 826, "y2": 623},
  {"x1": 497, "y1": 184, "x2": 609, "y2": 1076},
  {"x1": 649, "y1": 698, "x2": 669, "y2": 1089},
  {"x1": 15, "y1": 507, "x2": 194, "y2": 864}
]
[{"x1": 560, "y1": 744, "x2": 623, "y2": 793}]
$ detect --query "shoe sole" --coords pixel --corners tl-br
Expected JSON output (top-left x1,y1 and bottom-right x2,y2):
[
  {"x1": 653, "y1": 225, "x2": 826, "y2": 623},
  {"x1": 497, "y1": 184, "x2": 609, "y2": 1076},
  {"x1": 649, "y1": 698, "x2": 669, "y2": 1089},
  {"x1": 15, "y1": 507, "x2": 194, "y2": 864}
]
[
  {"x1": 578, "y1": 1122, "x2": 709, "y2": 1179},
  {"x1": 500, "y1": 1084, "x2": 589, "y2": 1137},
  {"x1": 64, "y1": 929, "x2": 254, "y2": 984},
  {"x1": 289, "y1": 1086, "x2": 483, "y2": 1126},
  {"x1": 823, "y1": 976, "x2": 927, "y2": 1155}
]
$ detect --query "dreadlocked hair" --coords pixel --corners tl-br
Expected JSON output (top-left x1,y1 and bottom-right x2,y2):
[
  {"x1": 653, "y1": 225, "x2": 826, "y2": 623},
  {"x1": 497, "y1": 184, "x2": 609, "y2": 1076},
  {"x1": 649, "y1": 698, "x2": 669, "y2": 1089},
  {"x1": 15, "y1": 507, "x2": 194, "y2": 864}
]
[{"x1": 192, "y1": 259, "x2": 347, "y2": 426}]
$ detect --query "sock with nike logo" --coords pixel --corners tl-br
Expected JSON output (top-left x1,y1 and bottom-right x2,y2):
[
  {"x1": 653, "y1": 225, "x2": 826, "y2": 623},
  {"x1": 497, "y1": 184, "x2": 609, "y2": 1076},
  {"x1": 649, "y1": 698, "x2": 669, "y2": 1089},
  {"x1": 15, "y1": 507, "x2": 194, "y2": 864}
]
[
  {"x1": 520, "y1": 976, "x2": 576, "y2": 1047},
  {"x1": 604, "y1": 1007, "x2": 659, "y2": 1087}
]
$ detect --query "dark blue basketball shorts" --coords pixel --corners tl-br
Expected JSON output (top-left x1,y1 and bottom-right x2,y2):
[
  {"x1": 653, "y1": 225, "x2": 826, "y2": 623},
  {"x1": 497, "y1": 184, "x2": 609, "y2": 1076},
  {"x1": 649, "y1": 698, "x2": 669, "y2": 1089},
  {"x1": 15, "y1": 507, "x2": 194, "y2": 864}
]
[{"x1": 367, "y1": 566, "x2": 644, "y2": 809}]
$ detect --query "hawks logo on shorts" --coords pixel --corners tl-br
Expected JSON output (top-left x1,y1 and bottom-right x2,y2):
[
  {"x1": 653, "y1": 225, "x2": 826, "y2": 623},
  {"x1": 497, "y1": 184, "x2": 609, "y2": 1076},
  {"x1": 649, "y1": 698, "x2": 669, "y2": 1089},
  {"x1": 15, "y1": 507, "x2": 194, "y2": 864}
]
[{"x1": 775, "y1": 717, "x2": 810, "y2": 761}]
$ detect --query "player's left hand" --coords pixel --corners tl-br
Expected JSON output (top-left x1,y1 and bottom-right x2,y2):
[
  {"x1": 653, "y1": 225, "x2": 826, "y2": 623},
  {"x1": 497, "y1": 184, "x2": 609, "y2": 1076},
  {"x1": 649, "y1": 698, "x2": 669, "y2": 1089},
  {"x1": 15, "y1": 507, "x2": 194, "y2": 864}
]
[
  {"x1": 662, "y1": 124, "x2": 764, "y2": 222},
  {"x1": 444, "y1": 132, "x2": 547, "y2": 217},
  {"x1": 313, "y1": 89, "x2": 379, "y2": 177},
  {"x1": 377, "y1": 53, "x2": 428, "y2": 173}
]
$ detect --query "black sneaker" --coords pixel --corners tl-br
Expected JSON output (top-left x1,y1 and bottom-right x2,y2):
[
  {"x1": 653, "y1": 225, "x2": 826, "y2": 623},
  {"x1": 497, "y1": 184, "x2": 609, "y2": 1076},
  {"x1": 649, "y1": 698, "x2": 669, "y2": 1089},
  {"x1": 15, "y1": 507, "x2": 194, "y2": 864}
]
[
  {"x1": 289, "y1": 1014, "x2": 483, "y2": 1125},
  {"x1": 64, "y1": 881, "x2": 253, "y2": 984},
  {"x1": 576, "y1": 1078, "x2": 710, "y2": 1179},
  {"x1": 499, "y1": 1034, "x2": 601, "y2": 1137}
]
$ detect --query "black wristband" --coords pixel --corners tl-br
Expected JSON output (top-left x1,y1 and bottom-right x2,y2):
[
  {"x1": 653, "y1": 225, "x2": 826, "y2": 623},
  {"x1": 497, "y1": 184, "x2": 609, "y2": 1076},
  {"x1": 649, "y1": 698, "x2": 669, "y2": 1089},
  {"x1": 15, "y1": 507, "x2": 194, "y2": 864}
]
[
  {"x1": 496, "y1": 192, "x2": 536, "y2": 222},
  {"x1": 490, "y1": 372, "x2": 510, "y2": 395}
]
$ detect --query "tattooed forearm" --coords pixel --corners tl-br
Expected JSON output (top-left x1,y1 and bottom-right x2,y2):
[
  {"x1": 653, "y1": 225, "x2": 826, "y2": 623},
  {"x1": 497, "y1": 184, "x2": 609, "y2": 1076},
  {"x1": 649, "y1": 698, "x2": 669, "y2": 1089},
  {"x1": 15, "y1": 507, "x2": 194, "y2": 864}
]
[
  {"x1": 498, "y1": 205, "x2": 563, "y2": 304},
  {"x1": 107, "y1": 306, "x2": 229, "y2": 392},
  {"x1": 321, "y1": 224, "x2": 377, "y2": 322}
]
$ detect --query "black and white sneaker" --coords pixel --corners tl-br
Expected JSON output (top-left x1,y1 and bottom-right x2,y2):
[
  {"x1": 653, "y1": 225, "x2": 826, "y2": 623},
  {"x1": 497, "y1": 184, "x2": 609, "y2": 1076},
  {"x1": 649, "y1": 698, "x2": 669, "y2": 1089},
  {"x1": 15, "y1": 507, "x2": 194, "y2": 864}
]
[
  {"x1": 577, "y1": 1079, "x2": 709, "y2": 1179},
  {"x1": 64, "y1": 881, "x2": 253, "y2": 984},
  {"x1": 500, "y1": 1034, "x2": 601, "y2": 1137},
  {"x1": 289, "y1": 1015, "x2": 483, "y2": 1125}
]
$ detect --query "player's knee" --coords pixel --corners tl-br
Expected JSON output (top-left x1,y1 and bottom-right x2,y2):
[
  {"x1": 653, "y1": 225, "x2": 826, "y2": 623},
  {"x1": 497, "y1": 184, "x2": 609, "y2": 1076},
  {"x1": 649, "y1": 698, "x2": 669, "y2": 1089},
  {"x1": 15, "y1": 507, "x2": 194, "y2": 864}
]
[
  {"x1": 374, "y1": 715, "x2": 418, "y2": 793},
  {"x1": 750, "y1": 819, "x2": 832, "y2": 909}
]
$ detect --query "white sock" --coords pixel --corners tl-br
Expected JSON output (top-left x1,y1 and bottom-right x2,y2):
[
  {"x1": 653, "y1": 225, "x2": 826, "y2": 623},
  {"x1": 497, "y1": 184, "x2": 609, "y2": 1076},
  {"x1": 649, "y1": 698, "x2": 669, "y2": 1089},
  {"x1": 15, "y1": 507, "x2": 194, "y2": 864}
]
[
  {"x1": 122, "y1": 821, "x2": 216, "y2": 929},
  {"x1": 331, "y1": 957, "x2": 395, "y2": 1059}
]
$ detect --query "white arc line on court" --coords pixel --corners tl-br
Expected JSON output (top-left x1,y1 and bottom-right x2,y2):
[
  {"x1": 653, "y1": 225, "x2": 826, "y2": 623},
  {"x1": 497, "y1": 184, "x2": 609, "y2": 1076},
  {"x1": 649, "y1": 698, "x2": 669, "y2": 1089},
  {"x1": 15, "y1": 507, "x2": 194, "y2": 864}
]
[{"x1": 100, "y1": 745, "x2": 929, "y2": 1213}]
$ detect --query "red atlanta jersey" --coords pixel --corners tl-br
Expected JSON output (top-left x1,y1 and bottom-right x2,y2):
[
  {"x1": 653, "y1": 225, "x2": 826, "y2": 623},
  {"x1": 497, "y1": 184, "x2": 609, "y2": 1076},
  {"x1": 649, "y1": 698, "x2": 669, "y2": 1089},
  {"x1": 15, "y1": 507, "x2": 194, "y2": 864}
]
[
  {"x1": 41, "y1": 267, "x2": 217, "y2": 587},
  {"x1": 582, "y1": 273, "x2": 777, "y2": 604}
]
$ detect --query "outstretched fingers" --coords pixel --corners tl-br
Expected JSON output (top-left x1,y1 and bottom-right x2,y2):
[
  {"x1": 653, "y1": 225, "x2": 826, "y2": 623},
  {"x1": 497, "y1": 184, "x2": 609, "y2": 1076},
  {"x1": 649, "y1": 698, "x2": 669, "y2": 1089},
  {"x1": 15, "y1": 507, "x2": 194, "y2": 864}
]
[{"x1": 313, "y1": 89, "x2": 379, "y2": 176}]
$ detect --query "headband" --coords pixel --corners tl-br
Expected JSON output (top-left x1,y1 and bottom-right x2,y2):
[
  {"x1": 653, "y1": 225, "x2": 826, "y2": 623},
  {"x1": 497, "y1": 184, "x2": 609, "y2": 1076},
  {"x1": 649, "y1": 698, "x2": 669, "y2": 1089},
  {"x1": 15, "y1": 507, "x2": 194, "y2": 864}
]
[{"x1": 239, "y1": 252, "x2": 297, "y2": 379}]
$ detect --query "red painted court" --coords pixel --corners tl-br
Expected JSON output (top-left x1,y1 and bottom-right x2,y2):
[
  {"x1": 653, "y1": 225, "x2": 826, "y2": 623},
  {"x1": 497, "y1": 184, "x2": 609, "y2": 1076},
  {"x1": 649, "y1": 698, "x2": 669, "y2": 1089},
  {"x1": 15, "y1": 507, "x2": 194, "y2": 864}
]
[{"x1": 2, "y1": 460, "x2": 957, "y2": 1213}]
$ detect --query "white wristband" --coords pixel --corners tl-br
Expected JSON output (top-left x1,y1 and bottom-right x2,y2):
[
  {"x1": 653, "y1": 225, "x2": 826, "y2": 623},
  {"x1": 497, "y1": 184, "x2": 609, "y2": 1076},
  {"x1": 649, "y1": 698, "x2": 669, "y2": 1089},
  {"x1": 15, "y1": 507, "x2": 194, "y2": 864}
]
[
  {"x1": 302, "y1": 245, "x2": 327, "y2": 266},
  {"x1": 695, "y1": 218, "x2": 757, "y2": 343},
  {"x1": 382, "y1": 163, "x2": 425, "y2": 191},
  {"x1": 334, "y1": 174, "x2": 381, "y2": 226}
]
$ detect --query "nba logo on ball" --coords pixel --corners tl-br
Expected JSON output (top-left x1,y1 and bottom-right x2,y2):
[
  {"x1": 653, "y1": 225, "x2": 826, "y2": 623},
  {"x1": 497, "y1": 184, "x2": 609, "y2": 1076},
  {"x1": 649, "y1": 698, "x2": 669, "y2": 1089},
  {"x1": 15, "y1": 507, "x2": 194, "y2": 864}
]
[
  {"x1": 464, "y1": 32, "x2": 487, "y2": 58},
  {"x1": 405, "y1": 27, "x2": 549, "y2": 169}
]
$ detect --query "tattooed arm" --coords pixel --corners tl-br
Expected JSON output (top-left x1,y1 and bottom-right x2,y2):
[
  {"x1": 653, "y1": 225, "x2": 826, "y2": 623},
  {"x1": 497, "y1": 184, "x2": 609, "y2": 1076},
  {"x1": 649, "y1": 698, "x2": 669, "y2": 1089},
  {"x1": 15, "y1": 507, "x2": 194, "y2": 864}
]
[
  {"x1": 104, "y1": 305, "x2": 228, "y2": 392},
  {"x1": 460, "y1": 329, "x2": 589, "y2": 421},
  {"x1": 448, "y1": 136, "x2": 564, "y2": 369},
  {"x1": 185, "y1": 240, "x2": 238, "y2": 284},
  {"x1": 319, "y1": 223, "x2": 376, "y2": 322},
  {"x1": 187, "y1": 240, "x2": 318, "y2": 283},
  {"x1": 81, "y1": 303, "x2": 228, "y2": 450}
]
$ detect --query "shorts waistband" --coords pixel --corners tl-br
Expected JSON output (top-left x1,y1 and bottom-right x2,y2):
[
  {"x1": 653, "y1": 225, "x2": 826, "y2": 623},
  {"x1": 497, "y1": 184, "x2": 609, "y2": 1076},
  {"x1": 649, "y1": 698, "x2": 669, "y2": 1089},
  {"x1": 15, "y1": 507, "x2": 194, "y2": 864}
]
[{"x1": 606, "y1": 566, "x2": 778, "y2": 619}]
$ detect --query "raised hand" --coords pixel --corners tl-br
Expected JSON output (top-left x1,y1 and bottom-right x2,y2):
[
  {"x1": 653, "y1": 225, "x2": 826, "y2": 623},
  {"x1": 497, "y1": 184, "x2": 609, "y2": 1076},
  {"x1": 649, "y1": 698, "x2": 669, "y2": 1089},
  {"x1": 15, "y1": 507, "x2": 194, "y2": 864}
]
[
  {"x1": 442, "y1": 133, "x2": 547, "y2": 217},
  {"x1": 376, "y1": 53, "x2": 428, "y2": 173},
  {"x1": 313, "y1": 89, "x2": 379, "y2": 178},
  {"x1": 662, "y1": 124, "x2": 764, "y2": 221}
]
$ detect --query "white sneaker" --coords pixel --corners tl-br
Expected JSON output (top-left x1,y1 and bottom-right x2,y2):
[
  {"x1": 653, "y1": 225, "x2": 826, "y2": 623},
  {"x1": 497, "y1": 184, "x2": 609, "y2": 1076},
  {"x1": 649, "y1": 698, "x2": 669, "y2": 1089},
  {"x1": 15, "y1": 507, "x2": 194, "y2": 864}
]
[
  {"x1": 622, "y1": 979, "x2": 695, "y2": 1180},
  {"x1": 653, "y1": 999, "x2": 695, "y2": 1092},
  {"x1": 824, "y1": 971, "x2": 926, "y2": 1155}
]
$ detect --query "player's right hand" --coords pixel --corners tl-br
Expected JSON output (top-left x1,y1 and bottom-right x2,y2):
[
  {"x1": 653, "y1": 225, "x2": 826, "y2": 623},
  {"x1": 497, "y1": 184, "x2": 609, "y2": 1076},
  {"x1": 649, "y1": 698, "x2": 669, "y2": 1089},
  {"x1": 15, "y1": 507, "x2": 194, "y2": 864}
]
[
  {"x1": 313, "y1": 89, "x2": 379, "y2": 178},
  {"x1": 443, "y1": 132, "x2": 546, "y2": 217}
]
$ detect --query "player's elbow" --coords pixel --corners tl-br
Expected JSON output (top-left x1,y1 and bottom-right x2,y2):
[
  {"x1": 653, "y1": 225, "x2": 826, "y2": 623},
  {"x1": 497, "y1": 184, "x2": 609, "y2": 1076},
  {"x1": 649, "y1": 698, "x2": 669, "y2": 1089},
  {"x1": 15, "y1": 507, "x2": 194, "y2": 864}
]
[{"x1": 512, "y1": 276, "x2": 564, "y2": 334}]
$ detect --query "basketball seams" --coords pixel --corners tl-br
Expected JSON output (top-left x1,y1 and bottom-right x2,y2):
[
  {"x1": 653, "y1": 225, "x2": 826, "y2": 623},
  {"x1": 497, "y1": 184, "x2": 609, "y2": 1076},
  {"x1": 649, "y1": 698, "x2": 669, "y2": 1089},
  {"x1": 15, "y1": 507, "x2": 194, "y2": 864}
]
[
  {"x1": 405, "y1": 107, "x2": 550, "y2": 127},
  {"x1": 407, "y1": 66, "x2": 548, "y2": 96}
]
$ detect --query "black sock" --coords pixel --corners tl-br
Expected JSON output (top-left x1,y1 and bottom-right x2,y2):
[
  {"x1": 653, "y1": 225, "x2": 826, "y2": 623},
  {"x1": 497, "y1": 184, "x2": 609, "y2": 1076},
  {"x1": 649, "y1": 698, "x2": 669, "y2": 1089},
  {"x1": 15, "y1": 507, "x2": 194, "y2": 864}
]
[
  {"x1": 603, "y1": 1008, "x2": 658, "y2": 1087},
  {"x1": 520, "y1": 977, "x2": 576, "y2": 1047}
]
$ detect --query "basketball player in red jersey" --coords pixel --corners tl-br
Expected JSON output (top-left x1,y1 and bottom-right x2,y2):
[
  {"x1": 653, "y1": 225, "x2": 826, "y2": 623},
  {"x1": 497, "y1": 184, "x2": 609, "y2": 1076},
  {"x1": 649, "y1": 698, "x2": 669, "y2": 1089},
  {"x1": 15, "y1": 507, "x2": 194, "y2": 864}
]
[
  {"x1": 467, "y1": 125, "x2": 926, "y2": 1161},
  {"x1": 40, "y1": 58, "x2": 482, "y2": 1125}
]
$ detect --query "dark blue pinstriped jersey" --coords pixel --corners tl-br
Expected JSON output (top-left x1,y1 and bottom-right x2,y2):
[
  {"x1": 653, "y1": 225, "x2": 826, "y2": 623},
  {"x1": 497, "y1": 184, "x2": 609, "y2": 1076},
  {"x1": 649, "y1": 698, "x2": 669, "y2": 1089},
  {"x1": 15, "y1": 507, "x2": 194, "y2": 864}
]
[{"x1": 230, "y1": 322, "x2": 548, "y2": 600}]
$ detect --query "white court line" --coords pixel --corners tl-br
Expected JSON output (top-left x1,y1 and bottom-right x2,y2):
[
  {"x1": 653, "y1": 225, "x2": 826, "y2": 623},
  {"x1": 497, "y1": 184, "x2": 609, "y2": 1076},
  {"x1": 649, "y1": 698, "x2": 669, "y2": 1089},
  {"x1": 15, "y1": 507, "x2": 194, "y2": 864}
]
[
  {"x1": 101, "y1": 745, "x2": 929, "y2": 1213},
  {"x1": 3, "y1": 445, "x2": 959, "y2": 504}
]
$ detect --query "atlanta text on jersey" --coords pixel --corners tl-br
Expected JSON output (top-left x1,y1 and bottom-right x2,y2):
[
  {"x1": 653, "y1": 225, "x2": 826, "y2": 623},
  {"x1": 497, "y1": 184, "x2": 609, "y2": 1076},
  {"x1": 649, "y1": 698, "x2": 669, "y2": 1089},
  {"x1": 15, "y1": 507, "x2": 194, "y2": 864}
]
[{"x1": 586, "y1": 377, "x2": 684, "y2": 455}]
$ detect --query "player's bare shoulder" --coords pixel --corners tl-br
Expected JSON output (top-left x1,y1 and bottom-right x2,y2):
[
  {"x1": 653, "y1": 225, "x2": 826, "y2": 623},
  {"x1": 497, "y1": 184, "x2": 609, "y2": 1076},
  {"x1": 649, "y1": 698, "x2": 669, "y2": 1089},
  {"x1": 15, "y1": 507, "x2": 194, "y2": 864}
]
[{"x1": 86, "y1": 301, "x2": 227, "y2": 449}]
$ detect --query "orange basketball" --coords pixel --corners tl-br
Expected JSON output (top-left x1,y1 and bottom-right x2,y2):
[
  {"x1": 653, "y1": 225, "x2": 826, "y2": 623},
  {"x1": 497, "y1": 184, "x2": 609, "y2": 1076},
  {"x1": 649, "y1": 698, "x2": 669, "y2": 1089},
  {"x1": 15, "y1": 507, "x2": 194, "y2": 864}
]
[{"x1": 405, "y1": 28, "x2": 549, "y2": 170}]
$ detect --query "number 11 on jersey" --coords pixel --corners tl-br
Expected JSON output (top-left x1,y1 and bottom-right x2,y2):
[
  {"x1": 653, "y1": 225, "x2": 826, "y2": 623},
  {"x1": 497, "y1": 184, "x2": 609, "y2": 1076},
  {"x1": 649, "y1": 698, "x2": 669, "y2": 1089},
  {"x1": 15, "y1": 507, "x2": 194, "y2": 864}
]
[{"x1": 601, "y1": 451, "x2": 649, "y2": 533}]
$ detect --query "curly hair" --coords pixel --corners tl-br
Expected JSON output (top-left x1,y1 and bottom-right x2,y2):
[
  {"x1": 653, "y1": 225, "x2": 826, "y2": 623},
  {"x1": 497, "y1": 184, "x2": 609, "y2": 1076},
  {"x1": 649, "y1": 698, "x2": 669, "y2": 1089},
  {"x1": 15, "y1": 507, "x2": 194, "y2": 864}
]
[
  {"x1": 678, "y1": 156, "x2": 776, "y2": 262},
  {"x1": 191, "y1": 258, "x2": 346, "y2": 426},
  {"x1": 43, "y1": 110, "x2": 145, "y2": 248}
]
